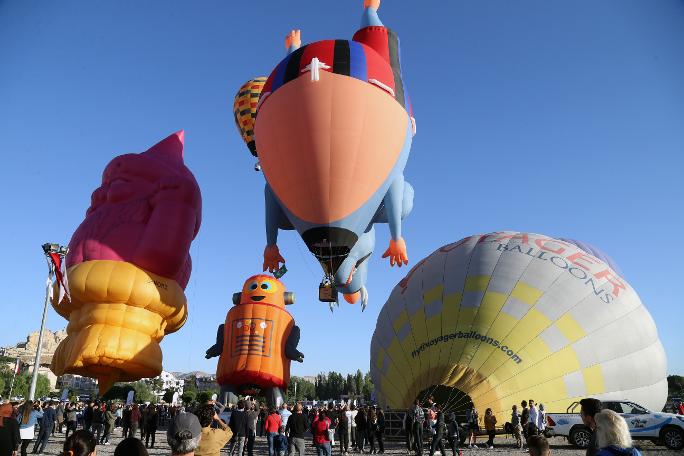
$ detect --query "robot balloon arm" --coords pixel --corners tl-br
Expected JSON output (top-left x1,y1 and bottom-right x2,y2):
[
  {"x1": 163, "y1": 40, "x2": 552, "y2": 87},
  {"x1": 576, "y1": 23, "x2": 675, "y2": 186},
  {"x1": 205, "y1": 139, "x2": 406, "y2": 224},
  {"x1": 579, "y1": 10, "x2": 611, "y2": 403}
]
[
  {"x1": 205, "y1": 324, "x2": 224, "y2": 359},
  {"x1": 264, "y1": 185, "x2": 286, "y2": 272},
  {"x1": 381, "y1": 176, "x2": 409, "y2": 267},
  {"x1": 285, "y1": 325, "x2": 304, "y2": 363}
]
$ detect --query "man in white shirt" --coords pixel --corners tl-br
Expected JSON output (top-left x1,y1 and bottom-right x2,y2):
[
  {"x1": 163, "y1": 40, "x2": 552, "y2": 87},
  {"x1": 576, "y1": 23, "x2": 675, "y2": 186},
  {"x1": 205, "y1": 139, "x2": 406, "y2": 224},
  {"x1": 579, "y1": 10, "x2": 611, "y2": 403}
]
[
  {"x1": 528, "y1": 400, "x2": 539, "y2": 437},
  {"x1": 349, "y1": 404, "x2": 358, "y2": 450}
]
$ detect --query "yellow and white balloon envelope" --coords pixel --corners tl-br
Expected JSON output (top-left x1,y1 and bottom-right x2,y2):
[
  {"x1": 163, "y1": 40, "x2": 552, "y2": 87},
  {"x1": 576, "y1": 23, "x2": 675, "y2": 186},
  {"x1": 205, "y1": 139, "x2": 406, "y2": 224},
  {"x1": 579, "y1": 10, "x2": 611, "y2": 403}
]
[{"x1": 370, "y1": 231, "x2": 667, "y2": 415}]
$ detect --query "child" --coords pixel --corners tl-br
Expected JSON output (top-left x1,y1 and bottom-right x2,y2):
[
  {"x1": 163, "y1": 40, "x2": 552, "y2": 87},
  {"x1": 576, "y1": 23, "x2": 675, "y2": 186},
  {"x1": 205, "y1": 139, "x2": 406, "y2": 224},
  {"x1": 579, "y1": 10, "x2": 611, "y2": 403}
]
[
  {"x1": 274, "y1": 425, "x2": 289, "y2": 456},
  {"x1": 511, "y1": 405, "x2": 523, "y2": 449}
]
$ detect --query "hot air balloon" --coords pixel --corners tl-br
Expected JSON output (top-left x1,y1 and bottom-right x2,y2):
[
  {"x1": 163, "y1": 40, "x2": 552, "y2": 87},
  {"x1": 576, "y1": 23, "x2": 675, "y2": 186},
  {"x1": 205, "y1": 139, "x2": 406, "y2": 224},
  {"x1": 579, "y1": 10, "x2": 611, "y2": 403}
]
[
  {"x1": 233, "y1": 77, "x2": 267, "y2": 161},
  {"x1": 370, "y1": 231, "x2": 667, "y2": 418},
  {"x1": 50, "y1": 131, "x2": 202, "y2": 394},
  {"x1": 251, "y1": 0, "x2": 416, "y2": 310},
  {"x1": 205, "y1": 274, "x2": 303, "y2": 407}
]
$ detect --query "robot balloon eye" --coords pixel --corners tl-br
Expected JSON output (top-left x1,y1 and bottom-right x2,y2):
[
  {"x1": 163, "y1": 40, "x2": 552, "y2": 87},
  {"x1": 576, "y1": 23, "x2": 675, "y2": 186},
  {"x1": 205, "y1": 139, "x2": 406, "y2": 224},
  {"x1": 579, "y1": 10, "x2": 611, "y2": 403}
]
[
  {"x1": 261, "y1": 282, "x2": 272, "y2": 290},
  {"x1": 249, "y1": 281, "x2": 258, "y2": 290}
]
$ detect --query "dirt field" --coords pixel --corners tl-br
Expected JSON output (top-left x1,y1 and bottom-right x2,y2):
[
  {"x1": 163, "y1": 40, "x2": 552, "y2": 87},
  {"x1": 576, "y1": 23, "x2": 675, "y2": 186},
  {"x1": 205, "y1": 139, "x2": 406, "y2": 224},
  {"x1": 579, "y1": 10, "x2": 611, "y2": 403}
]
[{"x1": 34, "y1": 430, "x2": 680, "y2": 455}]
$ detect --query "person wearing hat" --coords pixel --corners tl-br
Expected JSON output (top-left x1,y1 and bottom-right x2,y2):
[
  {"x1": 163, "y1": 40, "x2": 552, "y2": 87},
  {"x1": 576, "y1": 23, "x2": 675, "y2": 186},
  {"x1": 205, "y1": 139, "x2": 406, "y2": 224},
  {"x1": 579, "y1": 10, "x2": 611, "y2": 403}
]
[{"x1": 168, "y1": 412, "x2": 202, "y2": 456}]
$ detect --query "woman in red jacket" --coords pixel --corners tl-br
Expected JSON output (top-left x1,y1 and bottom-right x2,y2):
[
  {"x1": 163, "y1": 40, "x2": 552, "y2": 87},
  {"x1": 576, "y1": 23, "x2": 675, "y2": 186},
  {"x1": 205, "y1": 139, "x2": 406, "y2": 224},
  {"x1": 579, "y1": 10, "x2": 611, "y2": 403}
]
[
  {"x1": 312, "y1": 410, "x2": 332, "y2": 456},
  {"x1": 265, "y1": 408, "x2": 282, "y2": 456}
]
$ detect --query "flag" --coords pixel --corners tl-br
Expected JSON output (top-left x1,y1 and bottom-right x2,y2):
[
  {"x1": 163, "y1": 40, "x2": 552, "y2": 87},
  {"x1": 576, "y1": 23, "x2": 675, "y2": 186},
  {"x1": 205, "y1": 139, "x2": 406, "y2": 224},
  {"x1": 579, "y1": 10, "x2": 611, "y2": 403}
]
[
  {"x1": 48, "y1": 252, "x2": 70, "y2": 304},
  {"x1": 14, "y1": 358, "x2": 21, "y2": 374}
]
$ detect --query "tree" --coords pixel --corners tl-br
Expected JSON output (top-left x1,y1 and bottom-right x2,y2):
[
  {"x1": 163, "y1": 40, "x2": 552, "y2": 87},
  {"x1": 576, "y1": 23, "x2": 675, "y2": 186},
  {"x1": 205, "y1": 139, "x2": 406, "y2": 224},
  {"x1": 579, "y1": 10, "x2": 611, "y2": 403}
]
[
  {"x1": 668, "y1": 375, "x2": 684, "y2": 396},
  {"x1": 362, "y1": 372, "x2": 374, "y2": 401},
  {"x1": 354, "y1": 370, "x2": 363, "y2": 397},
  {"x1": 0, "y1": 371, "x2": 51, "y2": 399},
  {"x1": 162, "y1": 389, "x2": 176, "y2": 404},
  {"x1": 287, "y1": 376, "x2": 316, "y2": 402},
  {"x1": 345, "y1": 374, "x2": 356, "y2": 396},
  {"x1": 145, "y1": 377, "x2": 165, "y2": 395},
  {"x1": 181, "y1": 391, "x2": 196, "y2": 404}
]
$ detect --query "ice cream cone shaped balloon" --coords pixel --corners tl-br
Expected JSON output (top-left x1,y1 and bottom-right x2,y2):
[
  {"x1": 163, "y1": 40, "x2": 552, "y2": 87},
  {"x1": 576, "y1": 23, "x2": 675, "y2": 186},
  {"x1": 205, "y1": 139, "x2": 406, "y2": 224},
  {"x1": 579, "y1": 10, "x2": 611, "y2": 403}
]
[{"x1": 50, "y1": 131, "x2": 202, "y2": 394}]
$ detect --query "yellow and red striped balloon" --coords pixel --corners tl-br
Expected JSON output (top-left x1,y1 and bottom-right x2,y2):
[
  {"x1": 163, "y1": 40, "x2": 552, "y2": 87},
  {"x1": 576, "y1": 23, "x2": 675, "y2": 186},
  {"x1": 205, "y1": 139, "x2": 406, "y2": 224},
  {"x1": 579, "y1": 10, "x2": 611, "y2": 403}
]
[{"x1": 233, "y1": 77, "x2": 267, "y2": 157}]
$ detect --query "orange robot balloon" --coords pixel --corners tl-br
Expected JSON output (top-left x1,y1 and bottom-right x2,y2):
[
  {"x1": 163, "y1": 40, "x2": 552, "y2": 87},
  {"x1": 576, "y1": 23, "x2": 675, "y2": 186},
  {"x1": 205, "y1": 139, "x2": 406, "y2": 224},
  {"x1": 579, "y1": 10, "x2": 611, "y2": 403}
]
[{"x1": 206, "y1": 274, "x2": 303, "y2": 407}]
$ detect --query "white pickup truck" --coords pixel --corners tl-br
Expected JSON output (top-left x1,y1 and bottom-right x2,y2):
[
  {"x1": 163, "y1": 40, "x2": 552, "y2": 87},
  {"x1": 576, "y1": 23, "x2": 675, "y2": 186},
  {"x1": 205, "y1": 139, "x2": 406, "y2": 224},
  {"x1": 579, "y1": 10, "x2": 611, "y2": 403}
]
[{"x1": 546, "y1": 400, "x2": 684, "y2": 450}]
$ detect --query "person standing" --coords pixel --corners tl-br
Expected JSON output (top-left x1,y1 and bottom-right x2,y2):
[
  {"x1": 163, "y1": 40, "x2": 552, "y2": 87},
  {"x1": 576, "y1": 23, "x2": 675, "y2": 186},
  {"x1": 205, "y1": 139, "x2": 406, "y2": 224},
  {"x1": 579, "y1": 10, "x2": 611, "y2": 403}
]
[
  {"x1": 33, "y1": 401, "x2": 56, "y2": 454},
  {"x1": 537, "y1": 404, "x2": 546, "y2": 436},
  {"x1": 130, "y1": 404, "x2": 141, "y2": 439},
  {"x1": 102, "y1": 404, "x2": 116, "y2": 445},
  {"x1": 139, "y1": 404, "x2": 147, "y2": 442},
  {"x1": 286, "y1": 404, "x2": 308, "y2": 456},
  {"x1": 82, "y1": 402, "x2": 93, "y2": 433},
  {"x1": 246, "y1": 403, "x2": 259, "y2": 456},
  {"x1": 483, "y1": 408, "x2": 497, "y2": 449},
  {"x1": 65, "y1": 403, "x2": 78, "y2": 440},
  {"x1": 0, "y1": 403, "x2": 21, "y2": 456},
  {"x1": 528, "y1": 400, "x2": 539, "y2": 437},
  {"x1": 355, "y1": 408, "x2": 368, "y2": 453},
  {"x1": 337, "y1": 406, "x2": 350, "y2": 455},
  {"x1": 446, "y1": 413, "x2": 460, "y2": 456},
  {"x1": 428, "y1": 406, "x2": 445, "y2": 456},
  {"x1": 580, "y1": 398, "x2": 603, "y2": 456},
  {"x1": 122, "y1": 405, "x2": 132, "y2": 438},
  {"x1": 17, "y1": 401, "x2": 42, "y2": 456},
  {"x1": 326, "y1": 404, "x2": 338, "y2": 448},
  {"x1": 56, "y1": 402, "x2": 65, "y2": 434},
  {"x1": 266, "y1": 408, "x2": 283, "y2": 456},
  {"x1": 167, "y1": 412, "x2": 202, "y2": 456},
  {"x1": 279, "y1": 404, "x2": 292, "y2": 430},
  {"x1": 594, "y1": 410, "x2": 642, "y2": 456},
  {"x1": 144, "y1": 405, "x2": 159, "y2": 448},
  {"x1": 258, "y1": 406, "x2": 267, "y2": 437},
  {"x1": 349, "y1": 405, "x2": 358, "y2": 451},
  {"x1": 376, "y1": 409, "x2": 385, "y2": 454},
  {"x1": 90, "y1": 403, "x2": 102, "y2": 444},
  {"x1": 367, "y1": 409, "x2": 378, "y2": 454},
  {"x1": 466, "y1": 406, "x2": 479, "y2": 449},
  {"x1": 228, "y1": 400, "x2": 248, "y2": 456},
  {"x1": 520, "y1": 401, "x2": 530, "y2": 442},
  {"x1": 194, "y1": 403, "x2": 233, "y2": 456},
  {"x1": 409, "y1": 400, "x2": 425, "y2": 456},
  {"x1": 511, "y1": 405, "x2": 523, "y2": 450},
  {"x1": 274, "y1": 427, "x2": 289, "y2": 456},
  {"x1": 403, "y1": 408, "x2": 414, "y2": 454},
  {"x1": 312, "y1": 410, "x2": 332, "y2": 456}
]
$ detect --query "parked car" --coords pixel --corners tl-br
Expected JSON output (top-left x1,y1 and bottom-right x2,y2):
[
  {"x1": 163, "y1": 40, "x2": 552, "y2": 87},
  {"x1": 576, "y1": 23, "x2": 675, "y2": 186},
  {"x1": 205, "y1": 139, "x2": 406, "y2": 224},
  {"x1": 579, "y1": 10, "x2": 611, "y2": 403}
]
[{"x1": 547, "y1": 400, "x2": 684, "y2": 450}]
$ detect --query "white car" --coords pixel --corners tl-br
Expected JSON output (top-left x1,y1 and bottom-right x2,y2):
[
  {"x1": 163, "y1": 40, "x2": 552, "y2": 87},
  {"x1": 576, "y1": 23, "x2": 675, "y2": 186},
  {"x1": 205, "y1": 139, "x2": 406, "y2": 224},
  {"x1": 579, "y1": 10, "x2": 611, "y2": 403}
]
[{"x1": 547, "y1": 400, "x2": 684, "y2": 450}]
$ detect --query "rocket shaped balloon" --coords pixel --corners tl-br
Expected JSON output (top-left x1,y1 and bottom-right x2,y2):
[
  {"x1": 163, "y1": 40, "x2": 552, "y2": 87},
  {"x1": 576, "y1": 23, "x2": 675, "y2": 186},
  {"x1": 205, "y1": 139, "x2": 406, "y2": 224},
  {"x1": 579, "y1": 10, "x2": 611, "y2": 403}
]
[
  {"x1": 50, "y1": 131, "x2": 202, "y2": 394},
  {"x1": 241, "y1": 1, "x2": 416, "y2": 310}
]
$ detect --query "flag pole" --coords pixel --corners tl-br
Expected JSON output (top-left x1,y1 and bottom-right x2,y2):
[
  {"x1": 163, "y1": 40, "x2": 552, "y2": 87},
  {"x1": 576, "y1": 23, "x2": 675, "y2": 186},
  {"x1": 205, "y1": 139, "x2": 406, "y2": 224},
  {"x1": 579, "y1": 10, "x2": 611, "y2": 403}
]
[
  {"x1": 8, "y1": 358, "x2": 19, "y2": 398},
  {"x1": 29, "y1": 243, "x2": 68, "y2": 401},
  {"x1": 28, "y1": 258, "x2": 55, "y2": 401}
]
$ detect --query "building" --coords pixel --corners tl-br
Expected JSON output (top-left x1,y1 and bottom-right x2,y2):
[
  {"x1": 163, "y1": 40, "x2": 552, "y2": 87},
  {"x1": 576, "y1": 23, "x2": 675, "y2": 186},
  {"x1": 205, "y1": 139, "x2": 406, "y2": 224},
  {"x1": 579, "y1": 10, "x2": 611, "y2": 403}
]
[
  {"x1": 155, "y1": 370, "x2": 184, "y2": 395},
  {"x1": 56, "y1": 374, "x2": 98, "y2": 396}
]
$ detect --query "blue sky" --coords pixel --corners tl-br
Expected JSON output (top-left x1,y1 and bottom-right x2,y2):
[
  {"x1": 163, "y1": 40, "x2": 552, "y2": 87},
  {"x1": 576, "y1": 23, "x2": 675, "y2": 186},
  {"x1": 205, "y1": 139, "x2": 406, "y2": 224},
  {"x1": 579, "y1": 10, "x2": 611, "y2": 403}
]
[{"x1": 1, "y1": 0, "x2": 682, "y2": 380}]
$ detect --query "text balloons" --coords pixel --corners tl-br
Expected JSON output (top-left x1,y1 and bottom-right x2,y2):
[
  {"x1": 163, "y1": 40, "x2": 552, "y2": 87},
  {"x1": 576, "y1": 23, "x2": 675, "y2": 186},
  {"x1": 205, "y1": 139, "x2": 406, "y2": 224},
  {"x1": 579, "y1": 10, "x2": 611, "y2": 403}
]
[{"x1": 370, "y1": 232, "x2": 667, "y2": 416}]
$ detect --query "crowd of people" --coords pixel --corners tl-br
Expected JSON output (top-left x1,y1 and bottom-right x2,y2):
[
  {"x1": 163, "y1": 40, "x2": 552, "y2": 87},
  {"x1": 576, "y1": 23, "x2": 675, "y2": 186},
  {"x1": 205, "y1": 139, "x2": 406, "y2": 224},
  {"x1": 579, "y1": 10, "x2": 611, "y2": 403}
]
[{"x1": 0, "y1": 395, "x2": 648, "y2": 456}]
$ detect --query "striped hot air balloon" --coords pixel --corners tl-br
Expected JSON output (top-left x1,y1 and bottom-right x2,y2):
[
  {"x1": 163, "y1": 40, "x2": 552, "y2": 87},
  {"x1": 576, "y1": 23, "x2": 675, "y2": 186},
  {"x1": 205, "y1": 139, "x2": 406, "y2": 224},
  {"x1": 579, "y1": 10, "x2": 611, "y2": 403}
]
[
  {"x1": 233, "y1": 77, "x2": 267, "y2": 157},
  {"x1": 370, "y1": 231, "x2": 667, "y2": 417}
]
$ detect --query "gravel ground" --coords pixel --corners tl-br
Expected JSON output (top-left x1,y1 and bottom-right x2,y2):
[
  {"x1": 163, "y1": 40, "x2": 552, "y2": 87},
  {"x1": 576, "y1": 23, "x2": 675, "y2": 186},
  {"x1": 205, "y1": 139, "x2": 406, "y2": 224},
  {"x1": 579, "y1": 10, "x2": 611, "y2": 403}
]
[{"x1": 32, "y1": 430, "x2": 680, "y2": 455}]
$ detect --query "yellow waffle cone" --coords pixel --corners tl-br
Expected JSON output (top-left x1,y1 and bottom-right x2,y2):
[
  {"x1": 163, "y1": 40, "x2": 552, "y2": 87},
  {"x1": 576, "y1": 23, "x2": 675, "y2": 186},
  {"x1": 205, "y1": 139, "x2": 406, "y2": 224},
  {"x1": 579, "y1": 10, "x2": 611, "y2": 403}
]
[{"x1": 50, "y1": 260, "x2": 187, "y2": 394}]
